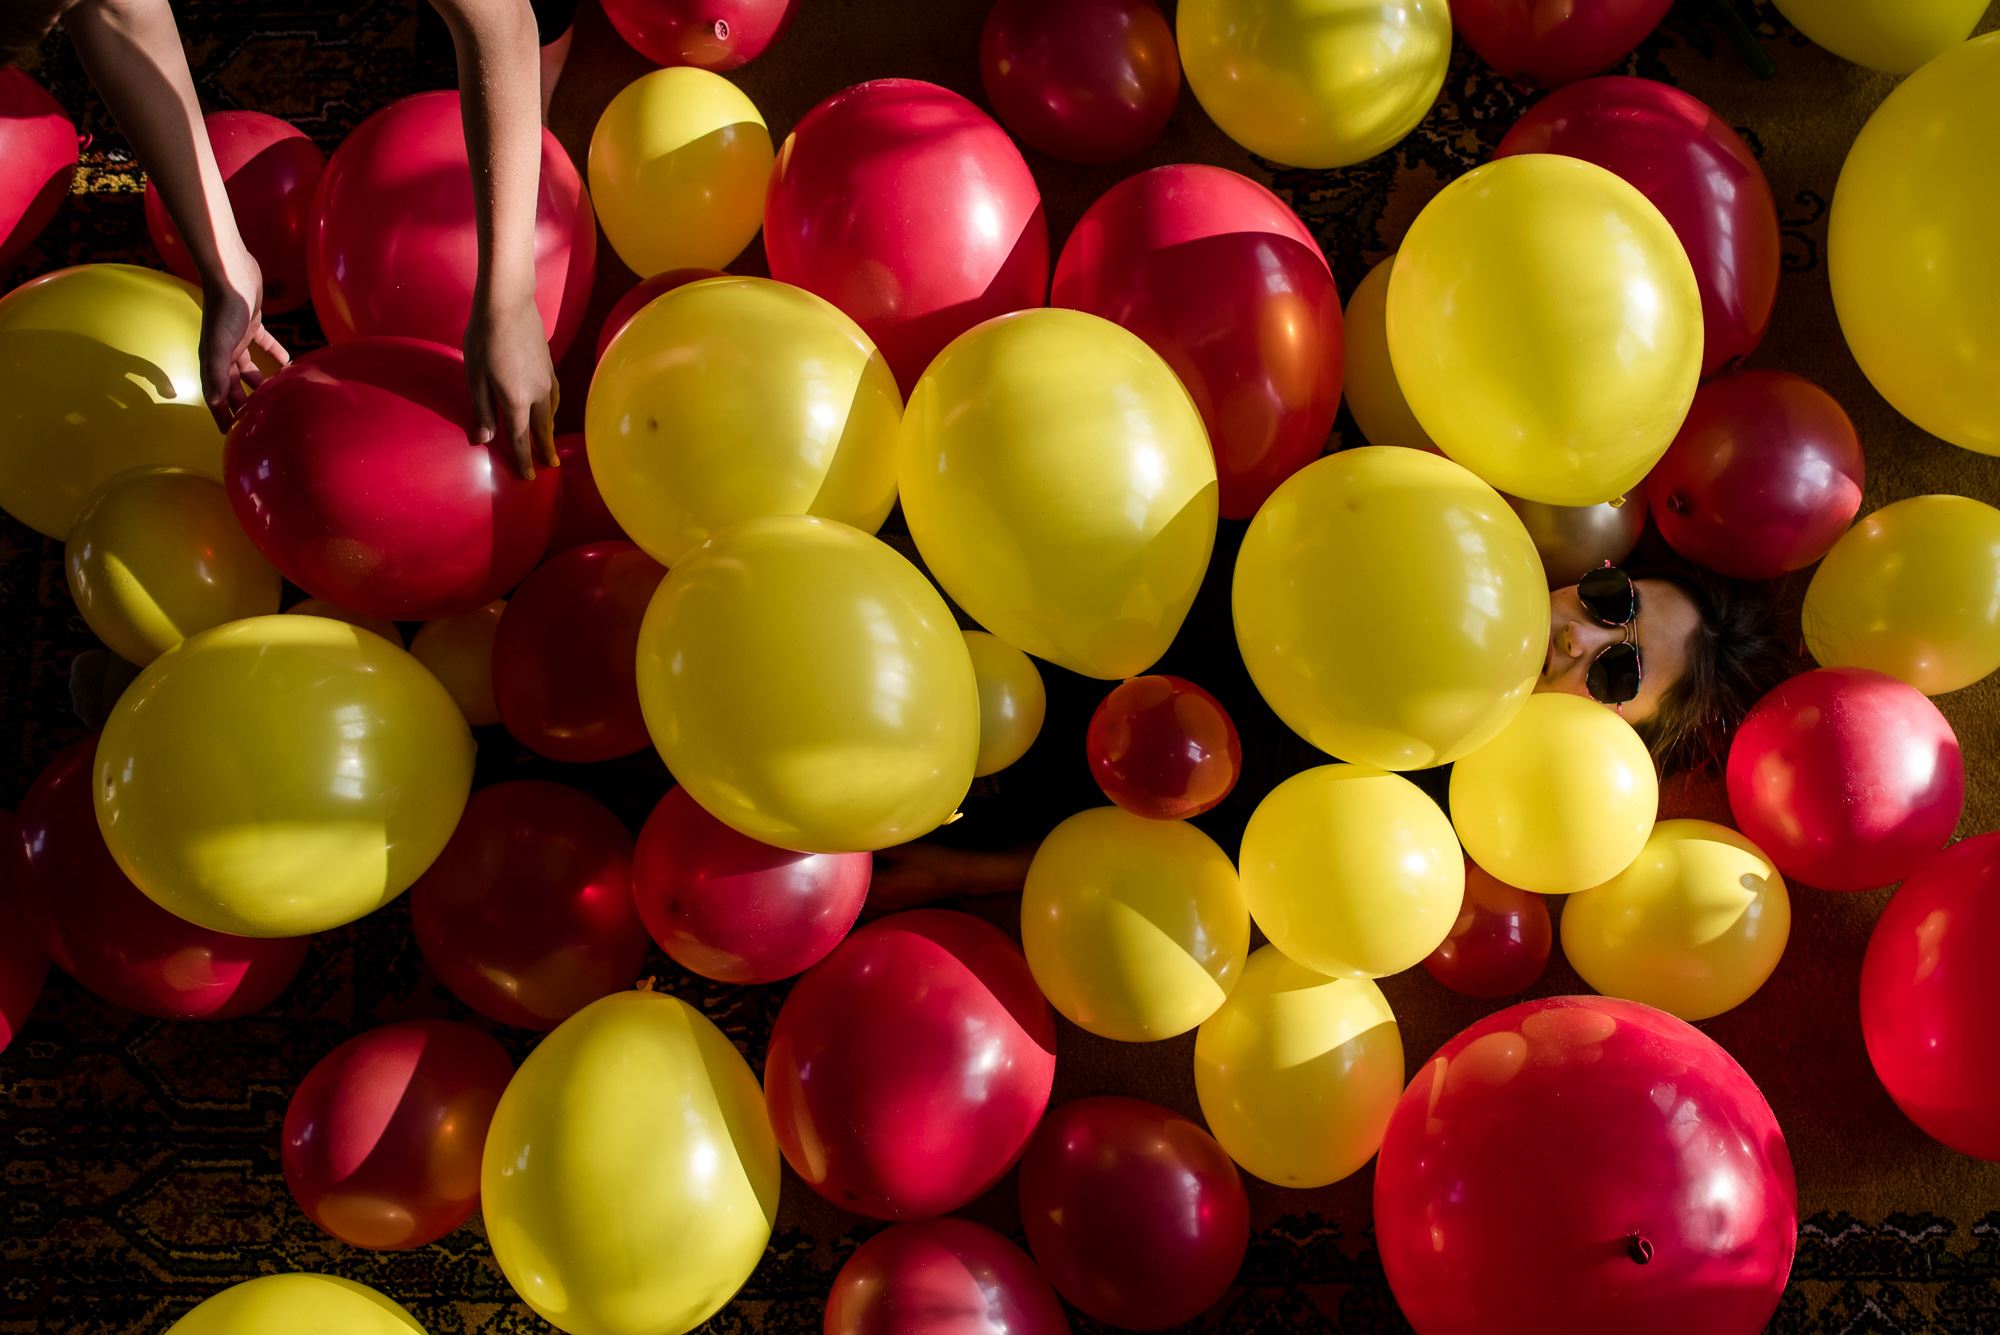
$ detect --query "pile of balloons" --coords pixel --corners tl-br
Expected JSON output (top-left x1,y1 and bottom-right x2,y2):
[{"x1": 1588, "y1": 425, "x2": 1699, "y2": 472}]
[{"x1": 0, "y1": 1, "x2": 1997, "y2": 1333}]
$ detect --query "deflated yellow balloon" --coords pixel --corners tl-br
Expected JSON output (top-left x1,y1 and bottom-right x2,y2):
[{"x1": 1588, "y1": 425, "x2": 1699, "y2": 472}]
[
  {"x1": 636, "y1": 516, "x2": 978, "y2": 853},
  {"x1": 1194, "y1": 946, "x2": 1403, "y2": 1188},
  {"x1": 964, "y1": 630, "x2": 1046, "y2": 777},
  {"x1": 589, "y1": 67, "x2": 773, "y2": 278},
  {"x1": 1342, "y1": 257, "x2": 1437, "y2": 454},
  {"x1": 1774, "y1": 0, "x2": 1986, "y2": 74},
  {"x1": 1562, "y1": 819, "x2": 1791, "y2": 1023},
  {"x1": 482, "y1": 989, "x2": 779, "y2": 1335},
  {"x1": 586, "y1": 277, "x2": 900, "y2": 566},
  {"x1": 1802, "y1": 495, "x2": 2000, "y2": 695},
  {"x1": 1829, "y1": 33, "x2": 2000, "y2": 453},
  {"x1": 1233, "y1": 447, "x2": 1548, "y2": 770},
  {"x1": 166, "y1": 1274, "x2": 428, "y2": 1335},
  {"x1": 0, "y1": 264, "x2": 224, "y2": 539},
  {"x1": 64, "y1": 468, "x2": 280, "y2": 666},
  {"x1": 95, "y1": 614, "x2": 474, "y2": 937},
  {"x1": 288, "y1": 596, "x2": 404, "y2": 647},
  {"x1": 1450, "y1": 693, "x2": 1658, "y2": 895},
  {"x1": 411, "y1": 599, "x2": 506, "y2": 727},
  {"x1": 898, "y1": 308, "x2": 1218, "y2": 680},
  {"x1": 1177, "y1": 0, "x2": 1451, "y2": 169},
  {"x1": 1022, "y1": 806, "x2": 1248, "y2": 1041},
  {"x1": 1238, "y1": 764, "x2": 1462, "y2": 978},
  {"x1": 1388, "y1": 156, "x2": 1703, "y2": 506}
]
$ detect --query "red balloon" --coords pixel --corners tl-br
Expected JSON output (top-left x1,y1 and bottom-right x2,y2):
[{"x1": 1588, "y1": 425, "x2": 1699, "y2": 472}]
[
  {"x1": 764, "y1": 909, "x2": 1057, "y2": 1220},
  {"x1": 410, "y1": 780, "x2": 647, "y2": 1031},
  {"x1": 1375, "y1": 996, "x2": 1796, "y2": 1335},
  {"x1": 226, "y1": 336, "x2": 560, "y2": 620},
  {"x1": 1726, "y1": 667, "x2": 1962, "y2": 893},
  {"x1": 0, "y1": 811, "x2": 49, "y2": 1054},
  {"x1": 1453, "y1": 0, "x2": 1676, "y2": 88},
  {"x1": 308, "y1": 90, "x2": 596, "y2": 359},
  {"x1": 282, "y1": 1019, "x2": 514, "y2": 1249},
  {"x1": 145, "y1": 110, "x2": 325, "y2": 313},
  {"x1": 825, "y1": 1216, "x2": 1072, "y2": 1335},
  {"x1": 15, "y1": 737, "x2": 308, "y2": 1021},
  {"x1": 0, "y1": 68, "x2": 78, "y2": 270},
  {"x1": 1051, "y1": 165, "x2": 1342, "y2": 518},
  {"x1": 979, "y1": 0, "x2": 1181, "y2": 165},
  {"x1": 1422, "y1": 859, "x2": 1552, "y2": 998},
  {"x1": 764, "y1": 79, "x2": 1049, "y2": 394},
  {"x1": 1647, "y1": 370, "x2": 1864, "y2": 580},
  {"x1": 1495, "y1": 77, "x2": 1779, "y2": 377},
  {"x1": 1085, "y1": 674, "x2": 1241, "y2": 820},
  {"x1": 600, "y1": 0, "x2": 799, "y2": 71},
  {"x1": 1018, "y1": 1096, "x2": 1249, "y2": 1330},
  {"x1": 492, "y1": 541, "x2": 665, "y2": 763},
  {"x1": 1862, "y1": 833, "x2": 2000, "y2": 1161},
  {"x1": 631, "y1": 786, "x2": 869, "y2": 985},
  {"x1": 543, "y1": 433, "x2": 629, "y2": 557},
  {"x1": 593, "y1": 267, "x2": 726, "y2": 363}
]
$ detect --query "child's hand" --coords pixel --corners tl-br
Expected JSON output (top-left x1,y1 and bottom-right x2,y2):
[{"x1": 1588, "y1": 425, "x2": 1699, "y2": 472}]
[
  {"x1": 200, "y1": 251, "x2": 288, "y2": 431},
  {"x1": 464, "y1": 289, "x2": 558, "y2": 481}
]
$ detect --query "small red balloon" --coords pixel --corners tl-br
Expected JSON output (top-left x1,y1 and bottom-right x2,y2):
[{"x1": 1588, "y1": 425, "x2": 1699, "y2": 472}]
[
  {"x1": 16, "y1": 737, "x2": 308, "y2": 1021},
  {"x1": 309, "y1": 90, "x2": 596, "y2": 359},
  {"x1": 411, "y1": 781, "x2": 647, "y2": 1031},
  {"x1": 1052, "y1": 165, "x2": 1342, "y2": 518},
  {"x1": 1453, "y1": 0, "x2": 1676, "y2": 87},
  {"x1": 0, "y1": 811, "x2": 50, "y2": 1054},
  {"x1": 1018, "y1": 1096, "x2": 1249, "y2": 1330},
  {"x1": 600, "y1": 0, "x2": 799, "y2": 71},
  {"x1": 1726, "y1": 667, "x2": 1963, "y2": 893},
  {"x1": 1648, "y1": 370, "x2": 1864, "y2": 580},
  {"x1": 1423, "y1": 859, "x2": 1552, "y2": 998},
  {"x1": 632, "y1": 786, "x2": 869, "y2": 985},
  {"x1": 825, "y1": 1216, "x2": 1072, "y2": 1335},
  {"x1": 765, "y1": 909, "x2": 1057, "y2": 1220},
  {"x1": 0, "y1": 68, "x2": 78, "y2": 270},
  {"x1": 1085, "y1": 674, "x2": 1241, "y2": 820},
  {"x1": 979, "y1": 0, "x2": 1181, "y2": 165},
  {"x1": 145, "y1": 110, "x2": 325, "y2": 313},
  {"x1": 544, "y1": 434, "x2": 629, "y2": 557},
  {"x1": 492, "y1": 541, "x2": 666, "y2": 763},
  {"x1": 282, "y1": 1019, "x2": 514, "y2": 1250},
  {"x1": 764, "y1": 79, "x2": 1049, "y2": 394},
  {"x1": 594, "y1": 267, "x2": 726, "y2": 363}
]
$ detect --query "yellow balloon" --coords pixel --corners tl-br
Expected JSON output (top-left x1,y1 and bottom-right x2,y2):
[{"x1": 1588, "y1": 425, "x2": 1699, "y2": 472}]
[
  {"x1": 289, "y1": 596, "x2": 405, "y2": 646},
  {"x1": 411, "y1": 599, "x2": 506, "y2": 727},
  {"x1": 898, "y1": 308, "x2": 1218, "y2": 680},
  {"x1": 482, "y1": 989, "x2": 779, "y2": 1335},
  {"x1": 1233, "y1": 447, "x2": 1548, "y2": 770},
  {"x1": 95, "y1": 614, "x2": 474, "y2": 937},
  {"x1": 964, "y1": 630, "x2": 1046, "y2": 777},
  {"x1": 1802, "y1": 494, "x2": 2000, "y2": 695},
  {"x1": 1828, "y1": 33, "x2": 2000, "y2": 452},
  {"x1": 1388, "y1": 156, "x2": 1703, "y2": 506},
  {"x1": 1021, "y1": 806, "x2": 1248, "y2": 1042},
  {"x1": 1177, "y1": 0, "x2": 1451, "y2": 169},
  {"x1": 588, "y1": 67, "x2": 773, "y2": 279},
  {"x1": 1773, "y1": 0, "x2": 1986, "y2": 74},
  {"x1": 1450, "y1": 693, "x2": 1658, "y2": 896},
  {"x1": 636, "y1": 515, "x2": 978, "y2": 853},
  {"x1": 1238, "y1": 764, "x2": 1461, "y2": 979},
  {"x1": 64, "y1": 468, "x2": 280, "y2": 666},
  {"x1": 0, "y1": 264, "x2": 223, "y2": 539},
  {"x1": 1194, "y1": 945, "x2": 1403, "y2": 1188},
  {"x1": 1562, "y1": 819, "x2": 1791, "y2": 1023},
  {"x1": 586, "y1": 277, "x2": 901, "y2": 566},
  {"x1": 1342, "y1": 256, "x2": 1437, "y2": 454},
  {"x1": 166, "y1": 1274, "x2": 427, "y2": 1335}
]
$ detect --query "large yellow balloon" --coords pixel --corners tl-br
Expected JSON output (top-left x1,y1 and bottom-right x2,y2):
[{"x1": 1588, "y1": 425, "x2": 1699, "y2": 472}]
[
  {"x1": 1828, "y1": 33, "x2": 2000, "y2": 453},
  {"x1": 1388, "y1": 156, "x2": 1703, "y2": 506},
  {"x1": 636, "y1": 516, "x2": 978, "y2": 853},
  {"x1": 1802, "y1": 495, "x2": 2000, "y2": 695},
  {"x1": 1450, "y1": 693, "x2": 1658, "y2": 896},
  {"x1": 1177, "y1": 0, "x2": 1450, "y2": 169},
  {"x1": 1021, "y1": 806, "x2": 1248, "y2": 1042},
  {"x1": 588, "y1": 67, "x2": 772, "y2": 278},
  {"x1": 1238, "y1": 764, "x2": 1461, "y2": 979},
  {"x1": 95, "y1": 614, "x2": 474, "y2": 937},
  {"x1": 586, "y1": 277, "x2": 901, "y2": 566},
  {"x1": 1233, "y1": 447, "x2": 1548, "y2": 770},
  {"x1": 0, "y1": 264, "x2": 223, "y2": 539},
  {"x1": 964, "y1": 630, "x2": 1046, "y2": 777},
  {"x1": 64, "y1": 468, "x2": 280, "y2": 666},
  {"x1": 1194, "y1": 946, "x2": 1403, "y2": 1188},
  {"x1": 482, "y1": 989, "x2": 779, "y2": 1335},
  {"x1": 410, "y1": 599, "x2": 506, "y2": 727},
  {"x1": 1342, "y1": 257, "x2": 1437, "y2": 454},
  {"x1": 1774, "y1": 0, "x2": 1986, "y2": 75},
  {"x1": 1562, "y1": 820, "x2": 1791, "y2": 1023},
  {"x1": 166, "y1": 1274, "x2": 427, "y2": 1335},
  {"x1": 898, "y1": 308, "x2": 1218, "y2": 680}
]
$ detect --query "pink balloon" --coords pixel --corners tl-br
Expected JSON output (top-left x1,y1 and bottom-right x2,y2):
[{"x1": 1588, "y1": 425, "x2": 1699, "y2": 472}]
[
  {"x1": 979, "y1": 0, "x2": 1181, "y2": 165},
  {"x1": 146, "y1": 110, "x2": 325, "y2": 313},
  {"x1": 824, "y1": 1216, "x2": 1071, "y2": 1335},
  {"x1": 599, "y1": 0, "x2": 799, "y2": 71},
  {"x1": 0, "y1": 68, "x2": 77, "y2": 270},
  {"x1": 0, "y1": 811, "x2": 49, "y2": 1054},
  {"x1": 1453, "y1": 0, "x2": 1676, "y2": 87}
]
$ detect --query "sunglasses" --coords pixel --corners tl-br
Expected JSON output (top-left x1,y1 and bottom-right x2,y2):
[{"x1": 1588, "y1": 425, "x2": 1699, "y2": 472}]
[{"x1": 1577, "y1": 564, "x2": 1643, "y2": 707}]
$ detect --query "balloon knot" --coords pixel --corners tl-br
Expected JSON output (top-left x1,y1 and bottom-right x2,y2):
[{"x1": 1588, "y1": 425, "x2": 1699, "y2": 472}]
[
  {"x1": 1626, "y1": 1233, "x2": 1654, "y2": 1265},
  {"x1": 942, "y1": 810, "x2": 964, "y2": 825},
  {"x1": 1666, "y1": 491, "x2": 1689, "y2": 514},
  {"x1": 636, "y1": 976, "x2": 657, "y2": 993},
  {"x1": 713, "y1": 18, "x2": 729, "y2": 39}
]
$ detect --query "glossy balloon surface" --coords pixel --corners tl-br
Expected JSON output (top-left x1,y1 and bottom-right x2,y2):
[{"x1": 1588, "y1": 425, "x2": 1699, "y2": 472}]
[
  {"x1": 0, "y1": 68, "x2": 77, "y2": 270},
  {"x1": 545, "y1": 435, "x2": 629, "y2": 556},
  {"x1": 164, "y1": 1274, "x2": 429, "y2": 1335},
  {"x1": 146, "y1": 110, "x2": 324, "y2": 312},
  {"x1": 1508, "y1": 482, "x2": 1648, "y2": 590},
  {"x1": 1341, "y1": 257, "x2": 1436, "y2": 454},
  {"x1": 824, "y1": 1217, "x2": 1072, "y2": 1335},
  {"x1": 1773, "y1": 0, "x2": 1986, "y2": 75},
  {"x1": 1085, "y1": 674, "x2": 1240, "y2": 819},
  {"x1": 288, "y1": 596, "x2": 403, "y2": 646},
  {"x1": 964, "y1": 631, "x2": 1046, "y2": 777},
  {"x1": 409, "y1": 600, "x2": 505, "y2": 727},
  {"x1": 1453, "y1": 0, "x2": 1675, "y2": 86},
  {"x1": 1421, "y1": 860, "x2": 1552, "y2": 999},
  {"x1": 980, "y1": 0, "x2": 1179, "y2": 164},
  {"x1": 594, "y1": 268, "x2": 725, "y2": 363},
  {"x1": 0, "y1": 812, "x2": 48, "y2": 1053},
  {"x1": 600, "y1": 0, "x2": 799, "y2": 70}
]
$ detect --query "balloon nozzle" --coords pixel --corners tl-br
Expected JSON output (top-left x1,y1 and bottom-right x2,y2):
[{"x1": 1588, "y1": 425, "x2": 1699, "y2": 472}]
[{"x1": 1626, "y1": 1233, "x2": 1654, "y2": 1265}]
